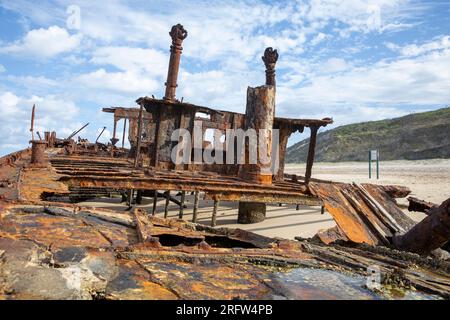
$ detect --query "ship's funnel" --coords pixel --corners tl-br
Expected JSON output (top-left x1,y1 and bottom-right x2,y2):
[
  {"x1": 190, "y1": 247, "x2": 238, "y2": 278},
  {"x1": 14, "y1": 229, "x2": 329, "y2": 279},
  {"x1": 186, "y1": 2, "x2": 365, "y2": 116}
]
[{"x1": 163, "y1": 24, "x2": 188, "y2": 101}]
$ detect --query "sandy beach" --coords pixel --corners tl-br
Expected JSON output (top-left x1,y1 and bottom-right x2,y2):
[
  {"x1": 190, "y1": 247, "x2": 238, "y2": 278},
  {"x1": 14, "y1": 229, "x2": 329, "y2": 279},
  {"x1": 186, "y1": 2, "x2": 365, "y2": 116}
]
[{"x1": 82, "y1": 159, "x2": 450, "y2": 241}]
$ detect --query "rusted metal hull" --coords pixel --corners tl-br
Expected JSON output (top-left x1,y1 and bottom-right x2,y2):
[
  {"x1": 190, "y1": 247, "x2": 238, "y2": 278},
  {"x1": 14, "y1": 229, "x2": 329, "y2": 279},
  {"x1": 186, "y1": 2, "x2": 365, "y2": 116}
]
[{"x1": 393, "y1": 198, "x2": 450, "y2": 255}]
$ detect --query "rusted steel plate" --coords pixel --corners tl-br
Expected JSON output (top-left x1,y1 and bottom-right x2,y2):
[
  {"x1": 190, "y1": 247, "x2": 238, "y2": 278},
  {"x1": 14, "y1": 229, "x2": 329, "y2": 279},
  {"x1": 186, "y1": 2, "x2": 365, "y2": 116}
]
[
  {"x1": 393, "y1": 198, "x2": 450, "y2": 255},
  {"x1": 18, "y1": 167, "x2": 69, "y2": 202},
  {"x1": 408, "y1": 197, "x2": 436, "y2": 213},
  {"x1": 309, "y1": 182, "x2": 379, "y2": 245},
  {"x1": 310, "y1": 182, "x2": 418, "y2": 246},
  {"x1": 315, "y1": 226, "x2": 349, "y2": 245},
  {"x1": 1, "y1": 203, "x2": 449, "y2": 299},
  {"x1": 362, "y1": 183, "x2": 416, "y2": 231}
]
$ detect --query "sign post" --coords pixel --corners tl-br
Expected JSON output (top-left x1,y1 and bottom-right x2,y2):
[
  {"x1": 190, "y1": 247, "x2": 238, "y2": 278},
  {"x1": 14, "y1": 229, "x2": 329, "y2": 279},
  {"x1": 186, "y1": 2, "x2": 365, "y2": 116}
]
[{"x1": 369, "y1": 149, "x2": 379, "y2": 179}]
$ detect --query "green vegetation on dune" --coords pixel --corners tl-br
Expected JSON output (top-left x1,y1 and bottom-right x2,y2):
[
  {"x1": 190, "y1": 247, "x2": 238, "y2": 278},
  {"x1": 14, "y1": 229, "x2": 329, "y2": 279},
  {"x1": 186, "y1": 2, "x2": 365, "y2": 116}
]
[{"x1": 286, "y1": 107, "x2": 450, "y2": 163}]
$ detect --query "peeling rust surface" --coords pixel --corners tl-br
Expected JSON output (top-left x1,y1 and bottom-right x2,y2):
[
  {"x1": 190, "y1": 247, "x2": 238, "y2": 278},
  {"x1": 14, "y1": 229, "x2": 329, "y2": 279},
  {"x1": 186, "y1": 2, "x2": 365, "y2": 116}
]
[
  {"x1": 309, "y1": 182, "x2": 416, "y2": 246},
  {"x1": 1, "y1": 203, "x2": 449, "y2": 300}
]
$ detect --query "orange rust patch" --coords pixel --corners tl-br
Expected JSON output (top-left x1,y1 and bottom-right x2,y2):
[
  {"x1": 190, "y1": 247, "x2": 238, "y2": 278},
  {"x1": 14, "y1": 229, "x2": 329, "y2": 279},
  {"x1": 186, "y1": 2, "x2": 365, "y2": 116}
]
[{"x1": 19, "y1": 166, "x2": 68, "y2": 202}]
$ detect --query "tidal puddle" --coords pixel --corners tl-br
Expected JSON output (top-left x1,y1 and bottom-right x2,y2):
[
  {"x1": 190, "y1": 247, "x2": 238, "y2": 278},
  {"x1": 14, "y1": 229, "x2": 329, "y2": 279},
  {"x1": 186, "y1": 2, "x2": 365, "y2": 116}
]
[{"x1": 273, "y1": 267, "x2": 441, "y2": 300}]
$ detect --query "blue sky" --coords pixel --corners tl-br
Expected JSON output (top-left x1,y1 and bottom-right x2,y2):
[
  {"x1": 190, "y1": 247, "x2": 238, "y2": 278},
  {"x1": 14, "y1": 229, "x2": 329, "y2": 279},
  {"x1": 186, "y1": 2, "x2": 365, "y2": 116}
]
[{"x1": 0, "y1": 0, "x2": 449, "y2": 156}]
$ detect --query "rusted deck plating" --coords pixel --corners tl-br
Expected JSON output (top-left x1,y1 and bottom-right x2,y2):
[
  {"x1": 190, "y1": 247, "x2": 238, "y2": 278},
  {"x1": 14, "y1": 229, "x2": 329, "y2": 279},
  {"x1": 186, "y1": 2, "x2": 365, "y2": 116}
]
[{"x1": 0, "y1": 203, "x2": 449, "y2": 299}]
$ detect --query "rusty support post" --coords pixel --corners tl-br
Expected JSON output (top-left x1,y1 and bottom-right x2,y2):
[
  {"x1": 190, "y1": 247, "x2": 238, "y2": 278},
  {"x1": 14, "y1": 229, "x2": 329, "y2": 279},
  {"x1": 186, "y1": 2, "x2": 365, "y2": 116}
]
[
  {"x1": 192, "y1": 191, "x2": 200, "y2": 223},
  {"x1": 211, "y1": 199, "x2": 219, "y2": 227},
  {"x1": 393, "y1": 198, "x2": 450, "y2": 256},
  {"x1": 178, "y1": 191, "x2": 186, "y2": 219},
  {"x1": 237, "y1": 85, "x2": 275, "y2": 224},
  {"x1": 122, "y1": 118, "x2": 127, "y2": 148},
  {"x1": 134, "y1": 104, "x2": 144, "y2": 168},
  {"x1": 262, "y1": 47, "x2": 279, "y2": 86},
  {"x1": 112, "y1": 120, "x2": 117, "y2": 143},
  {"x1": 30, "y1": 140, "x2": 47, "y2": 167},
  {"x1": 238, "y1": 202, "x2": 266, "y2": 224},
  {"x1": 305, "y1": 125, "x2": 319, "y2": 185},
  {"x1": 126, "y1": 189, "x2": 133, "y2": 207},
  {"x1": 275, "y1": 126, "x2": 294, "y2": 181},
  {"x1": 136, "y1": 190, "x2": 143, "y2": 204},
  {"x1": 164, "y1": 191, "x2": 170, "y2": 218},
  {"x1": 152, "y1": 192, "x2": 158, "y2": 216},
  {"x1": 164, "y1": 24, "x2": 187, "y2": 101}
]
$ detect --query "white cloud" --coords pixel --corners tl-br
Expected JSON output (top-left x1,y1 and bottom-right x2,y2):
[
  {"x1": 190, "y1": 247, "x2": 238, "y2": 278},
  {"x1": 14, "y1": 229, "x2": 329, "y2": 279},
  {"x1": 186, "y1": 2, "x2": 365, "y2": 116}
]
[
  {"x1": 386, "y1": 35, "x2": 450, "y2": 57},
  {"x1": 90, "y1": 46, "x2": 167, "y2": 76},
  {"x1": 310, "y1": 32, "x2": 329, "y2": 46},
  {"x1": 76, "y1": 69, "x2": 159, "y2": 94},
  {"x1": 0, "y1": 91, "x2": 81, "y2": 155},
  {"x1": 275, "y1": 47, "x2": 450, "y2": 124},
  {"x1": 0, "y1": 92, "x2": 21, "y2": 115},
  {"x1": 0, "y1": 64, "x2": 5, "y2": 73},
  {"x1": 320, "y1": 58, "x2": 351, "y2": 73},
  {"x1": 0, "y1": 26, "x2": 82, "y2": 58}
]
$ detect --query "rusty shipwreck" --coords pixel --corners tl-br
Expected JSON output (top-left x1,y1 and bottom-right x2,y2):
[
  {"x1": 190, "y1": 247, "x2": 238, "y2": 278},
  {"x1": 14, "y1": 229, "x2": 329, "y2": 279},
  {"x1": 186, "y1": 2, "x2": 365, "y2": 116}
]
[{"x1": 0, "y1": 24, "x2": 449, "y2": 300}]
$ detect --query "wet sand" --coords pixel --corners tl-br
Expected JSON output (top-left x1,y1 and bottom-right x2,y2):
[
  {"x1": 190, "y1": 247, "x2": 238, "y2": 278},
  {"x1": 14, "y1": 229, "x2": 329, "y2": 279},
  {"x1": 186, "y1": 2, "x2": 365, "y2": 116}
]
[{"x1": 82, "y1": 159, "x2": 450, "y2": 240}]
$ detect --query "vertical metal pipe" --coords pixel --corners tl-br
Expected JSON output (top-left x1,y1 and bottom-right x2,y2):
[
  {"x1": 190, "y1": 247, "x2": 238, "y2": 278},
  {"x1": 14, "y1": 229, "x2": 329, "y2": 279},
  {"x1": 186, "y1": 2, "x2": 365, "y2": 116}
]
[
  {"x1": 164, "y1": 191, "x2": 170, "y2": 218},
  {"x1": 376, "y1": 150, "x2": 380, "y2": 179},
  {"x1": 164, "y1": 24, "x2": 188, "y2": 101},
  {"x1": 134, "y1": 104, "x2": 144, "y2": 168},
  {"x1": 122, "y1": 118, "x2": 127, "y2": 148},
  {"x1": 192, "y1": 191, "x2": 200, "y2": 223},
  {"x1": 152, "y1": 191, "x2": 158, "y2": 216},
  {"x1": 305, "y1": 125, "x2": 319, "y2": 185},
  {"x1": 179, "y1": 191, "x2": 186, "y2": 219},
  {"x1": 112, "y1": 120, "x2": 117, "y2": 142},
  {"x1": 211, "y1": 199, "x2": 219, "y2": 227}
]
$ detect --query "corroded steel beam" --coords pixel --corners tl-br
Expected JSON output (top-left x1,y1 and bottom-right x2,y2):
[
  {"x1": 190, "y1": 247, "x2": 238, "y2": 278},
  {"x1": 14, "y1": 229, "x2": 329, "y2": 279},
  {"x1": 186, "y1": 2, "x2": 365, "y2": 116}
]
[
  {"x1": 408, "y1": 196, "x2": 436, "y2": 213},
  {"x1": 393, "y1": 197, "x2": 450, "y2": 255}
]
